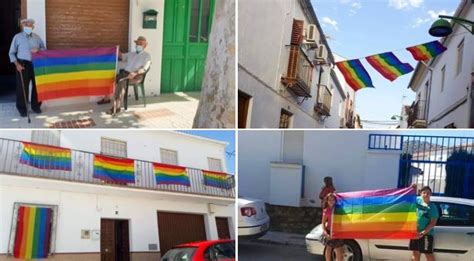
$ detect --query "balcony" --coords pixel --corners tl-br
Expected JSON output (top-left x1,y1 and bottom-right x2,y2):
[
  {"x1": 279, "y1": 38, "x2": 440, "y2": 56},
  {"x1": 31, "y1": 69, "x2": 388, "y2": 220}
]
[
  {"x1": 408, "y1": 100, "x2": 427, "y2": 128},
  {"x1": 0, "y1": 138, "x2": 235, "y2": 198},
  {"x1": 281, "y1": 46, "x2": 314, "y2": 98},
  {"x1": 314, "y1": 85, "x2": 332, "y2": 116}
]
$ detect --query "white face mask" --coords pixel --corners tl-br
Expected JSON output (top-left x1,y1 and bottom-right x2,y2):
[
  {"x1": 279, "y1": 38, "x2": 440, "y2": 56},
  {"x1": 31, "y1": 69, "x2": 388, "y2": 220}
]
[
  {"x1": 136, "y1": 45, "x2": 144, "y2": 53},
  {"x1": 24, "y1": 27, "x2": 33, "y2": 35}
]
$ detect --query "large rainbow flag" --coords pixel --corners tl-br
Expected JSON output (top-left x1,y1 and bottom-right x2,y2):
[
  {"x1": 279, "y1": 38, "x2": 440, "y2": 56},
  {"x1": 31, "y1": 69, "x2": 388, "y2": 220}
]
[
  {"x1": 331, "y1": 187, "x2": 417, "y2": 239},
  {"x1": 93, "y1": 154, "x2": 135, "y2": 184},
  {"x1": 20, "y1": 142, "x2": 72, "y2": 171},
  {"x1": 154, "y1": 162, "x2": 191, "y2": 186},
  {"x1": 366, "y1": 52, "x2": 414, "y2": 81},
  {"x1": 13, "y1": 205, "x2": 52, "y2": 259},
  {"x1": 335, "y1": 59, "x2": 374, "y2": 91},
  {"x1": 406, "y1": 41, "x2": 447, "y2": 61},
  {"x1": 203, "y1": 170, "x2": 232, "y2": 189},
  {"x1": 32, "y1": 47, "x2": 118, "y2": 101}
]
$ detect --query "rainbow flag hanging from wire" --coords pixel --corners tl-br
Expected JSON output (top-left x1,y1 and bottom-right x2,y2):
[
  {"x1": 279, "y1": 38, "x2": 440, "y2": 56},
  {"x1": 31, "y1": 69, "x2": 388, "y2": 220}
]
[
  {"x1": 93, "y1": 154, "x2": 135, "y2": 184},
  {"x1": 32, "y1": 47, "x2": 118, "y2": 101},
  {"x1": 154, "y1": 162, "x2": 191, "y2": 186},
  {"x1": 406, "y1": 41, "x2": 447, "y2": 61},
  {"x1": 331, "y1": 187, "x2": 417, "y2": 239},
  {"x1": 335, "y1": 59, "x2": 374, "y2": 91},
  {"x1": 203, "y1": 170, "x2": 231, "y2": 189},
  {"x1": 366, "y1": 52, "x2": 414, "y2": 81},
  {"x1": 13, "y1": 205, "x2": 52, "y2": 259},
  {"x1": 20, "y1": 142, "x2": 72, "y2": 171}
]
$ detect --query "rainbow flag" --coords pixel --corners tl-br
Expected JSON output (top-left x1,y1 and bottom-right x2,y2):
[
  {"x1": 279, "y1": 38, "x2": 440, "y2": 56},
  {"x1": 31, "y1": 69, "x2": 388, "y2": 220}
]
[
  {"x1": 20, "y1": 142, "x2": 72, "y2": 171},
  {"x1": 13, "y1": 206, "x2": 52, "y2": 259},
  {"x1": 366, "y1": 52, "x2": 414, "y2": 81},
  {"x1": 332, "y1": 187, "x2": 417, "y2": 239},
  {"x1": 335, "y1": 59, "x2": 374, "y2": 91},
  {"x1": 93, "y1": 154, "x2": 135, "y2": 184},
  {"x1": 154, "y1": 162, "x2": 191, "y2": 186},
  {"x1": 203, "y1": 170, "x2": 231, "y2": 189},
  {"x1": 406, "y1": 41, "x2": 447, "y2": 61},
  {"x1": 32, "y1": 47, "x2": 118, "y2": 101}
]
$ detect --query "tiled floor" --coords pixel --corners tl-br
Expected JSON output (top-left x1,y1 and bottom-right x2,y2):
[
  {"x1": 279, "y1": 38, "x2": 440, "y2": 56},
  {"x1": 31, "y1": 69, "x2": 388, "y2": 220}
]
[{"x1": 0, "y1": 92, "x2": 200, "y2": 128}]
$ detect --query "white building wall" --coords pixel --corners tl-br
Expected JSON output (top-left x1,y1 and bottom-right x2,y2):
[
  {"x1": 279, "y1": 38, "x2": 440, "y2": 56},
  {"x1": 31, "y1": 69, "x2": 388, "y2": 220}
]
[
  {"x1": 0, "y1": 175, "x2": 234, "y2": 254},
  {"x1": 239, "y1": 131, "x2": 401, "y2": 206},
  {"x1": 238, "y1": 0, "x2": 342, "y2": 128},
  {"x1": 25, "y1": 0, "x2": 165, "y2": 108}
]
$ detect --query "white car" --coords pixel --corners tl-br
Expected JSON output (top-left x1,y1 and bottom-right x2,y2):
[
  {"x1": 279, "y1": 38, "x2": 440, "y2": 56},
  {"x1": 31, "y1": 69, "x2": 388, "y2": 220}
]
[
  {"x1": 238, "y1": 197, "x2": 270, "y2": 239},
  {"x1": 306, "y1": 196, "x2": 474, "y2": 261}
]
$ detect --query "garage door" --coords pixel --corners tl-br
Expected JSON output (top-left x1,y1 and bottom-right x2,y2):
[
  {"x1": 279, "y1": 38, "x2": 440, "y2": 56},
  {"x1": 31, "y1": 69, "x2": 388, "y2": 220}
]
[
  {"x1": 45, "y1": 0, "x2": 129, "y2": 52},
  {"x1": 157, "y1": 212, "x2": 207, "y2": 255}
]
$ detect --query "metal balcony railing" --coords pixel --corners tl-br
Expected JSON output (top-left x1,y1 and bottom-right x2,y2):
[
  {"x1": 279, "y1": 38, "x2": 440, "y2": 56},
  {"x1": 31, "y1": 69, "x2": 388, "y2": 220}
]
[
  {"x1": 281, "y1": 46, "x2": 314, "y2": 98},
  {"x1": 0, "y1": 138, "x2": 235, "y2": 198},
  {"x1": 408, "y1": 100, "x2": 427, "y2": 128}
]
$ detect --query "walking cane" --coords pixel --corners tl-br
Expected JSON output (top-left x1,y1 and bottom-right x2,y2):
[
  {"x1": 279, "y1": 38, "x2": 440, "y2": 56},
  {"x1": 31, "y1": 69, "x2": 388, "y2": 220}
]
[{"x1": 17, "y1": 69, "x2": 31, "y2": 123}]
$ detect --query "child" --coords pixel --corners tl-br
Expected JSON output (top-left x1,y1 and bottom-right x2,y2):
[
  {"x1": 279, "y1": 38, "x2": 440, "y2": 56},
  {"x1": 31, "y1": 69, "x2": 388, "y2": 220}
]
[
  {"x1": 321, "y1": 193, "x2": 344, "y2": 261},
  {"x1": 319, "y1": 176, "x2": 336, "y2": 206}
]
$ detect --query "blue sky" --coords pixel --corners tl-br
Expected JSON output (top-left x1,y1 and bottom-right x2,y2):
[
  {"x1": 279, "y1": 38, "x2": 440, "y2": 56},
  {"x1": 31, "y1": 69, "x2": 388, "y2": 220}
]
[
  {"x1": 179, "y1": 130, "x2": 235, "y2": 174},
  {"x1": 311, "y1": 0, "x2": 461, "y2": 123}
]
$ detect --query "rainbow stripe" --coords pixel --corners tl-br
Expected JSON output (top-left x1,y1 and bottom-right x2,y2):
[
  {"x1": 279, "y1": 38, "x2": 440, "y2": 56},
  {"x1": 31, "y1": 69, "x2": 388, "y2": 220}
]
[
  {"x1": 20, "y1": 142, "x2": 71, "y2": 171},
  {"x1": 335, "y1": 59, "x2": 374, "y2": 91},
  {"x1": 13, "y1": 206, "x2": 52, "y2": 259},
  {"x1": 332, "y1": 187, "x2": 417, "y2": 239},
  {"x1": 93, "y1": 154, "x2": 135, "y2": 184},
  {"x1": 366, "y1": 52, "x2": 414, "y2": 81},
  {"x1": 154, "y1": 162, "x2": 191, "y2": 186},
  {"x1": 32, "y1": 47, "x2": 117, "y2": 101},
  {"x1": 406, "y1": 41, "x2": 447, "y2": 61},
  {"x1": 203, "y1": 170, "x2": 231, "y2": 189}
]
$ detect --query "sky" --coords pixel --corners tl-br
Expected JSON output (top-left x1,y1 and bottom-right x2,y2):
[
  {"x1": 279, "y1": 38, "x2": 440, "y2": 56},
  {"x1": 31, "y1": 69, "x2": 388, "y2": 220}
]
[
  {"x1": 179, "y1": 130, "x2": 236, "y2": 174},
  {"x1": 311, "y1": 0, "x2": 461, "y2": 124}
]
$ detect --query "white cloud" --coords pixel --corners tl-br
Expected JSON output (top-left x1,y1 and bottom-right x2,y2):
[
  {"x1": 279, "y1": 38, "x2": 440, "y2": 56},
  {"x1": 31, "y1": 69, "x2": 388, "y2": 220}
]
[
  {"x1": 412, "y1": 9, "x2": 455, "y2": 28},
  {"x1": 321, "y1": 17, "x2": 339, "y2": 31},
  {"x1": 338, "y1": 0, "x2": 362, "y2": 15},
  {"x1": 389, "y1": 0, "x2": 423, "y2": 10}
]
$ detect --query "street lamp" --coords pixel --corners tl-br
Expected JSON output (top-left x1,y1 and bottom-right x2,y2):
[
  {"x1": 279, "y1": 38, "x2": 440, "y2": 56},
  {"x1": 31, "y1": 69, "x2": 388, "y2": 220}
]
[{"x1": 429, "y1": 15, "x2": 474, "y2": 37}]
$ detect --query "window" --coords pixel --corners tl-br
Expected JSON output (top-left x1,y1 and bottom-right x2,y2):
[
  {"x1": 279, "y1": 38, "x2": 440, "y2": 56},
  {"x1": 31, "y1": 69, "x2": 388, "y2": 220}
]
[
  {"x1": 435, "y1": 202, "x2": 474, "y2": 226},
  {"x1": 31, "y1": 130, "x2": 61, "y2": 146},
  {"x1": 101, "y1": 137, "x2": 127, "y2": 158},
  {"x1": 204, "y1": 242, "x2": 235, "y2": 260},
  {"x1": 208, "y1": 157, "x2": 223, "y2": 172},
  {"x1": 238, "y1": 91, "x2": 252, "y2": 128},
  {"x1": 160, "y1": 149, "x2": 178, "y2": 165},
  {"x1": 189, "y1": 0, "x2": 213, "y2": 43},
  {"x1": 456, "y1": 39, "x2": 464, "y2": 75},
  {"x1": 8, "y1": 203, "x2": 57, "y2": 258},
  {"x1": 279, "y1": 109, "x2": 293, "y2": 129},
  {"x1": 441, "y1": 65, "x2": 446, "y2": 92}
]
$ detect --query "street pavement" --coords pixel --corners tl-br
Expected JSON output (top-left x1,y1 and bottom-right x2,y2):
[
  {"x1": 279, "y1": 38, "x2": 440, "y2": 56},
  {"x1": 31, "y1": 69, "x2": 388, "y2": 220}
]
[{"x1": 238, "y1": 241, "x2": 323, "y2": 261}]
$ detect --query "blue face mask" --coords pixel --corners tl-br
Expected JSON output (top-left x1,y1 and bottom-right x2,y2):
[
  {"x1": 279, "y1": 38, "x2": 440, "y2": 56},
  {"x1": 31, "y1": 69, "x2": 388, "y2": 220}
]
[
  {"x1": 136, "y1": 45, "x2": 144, "y2": 53},
  {"x1": 24, "y1": 27, "x2": 33, "y2": 35}
]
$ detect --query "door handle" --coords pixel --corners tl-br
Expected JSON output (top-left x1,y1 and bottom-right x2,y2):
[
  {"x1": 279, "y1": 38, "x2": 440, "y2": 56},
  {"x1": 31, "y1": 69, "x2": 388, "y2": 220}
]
[
  {"x1": 105, "y1": 248, "x2": 109, "y2": 252},
  {"x1": 466, "y1": 232, "x2": 474, "y2": 236}
]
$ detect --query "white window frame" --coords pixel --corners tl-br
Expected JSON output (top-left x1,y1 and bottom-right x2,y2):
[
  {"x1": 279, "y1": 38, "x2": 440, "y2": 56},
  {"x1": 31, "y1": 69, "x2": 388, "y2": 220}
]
[
  {"x1": 160, "y1": 148, "x2": 179, "y2": 165},
  {"x1": 456, "y1": 39, "x2": 464, "y2": 76},
  {"x1": 31, "y1": 130, "x2": 61, "y2": 146},
  {"x1": 100, "y1": 137, "x2": 127, "y2": 158},
  {"x1": 208, "y1": 157, "x2": 223, "y2": 172}
]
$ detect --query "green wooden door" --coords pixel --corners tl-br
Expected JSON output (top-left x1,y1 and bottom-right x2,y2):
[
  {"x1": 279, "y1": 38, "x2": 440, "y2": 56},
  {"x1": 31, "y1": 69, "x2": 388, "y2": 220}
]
[{"x1": 161, "y1": 0, "x2": 215, "y2": 93}]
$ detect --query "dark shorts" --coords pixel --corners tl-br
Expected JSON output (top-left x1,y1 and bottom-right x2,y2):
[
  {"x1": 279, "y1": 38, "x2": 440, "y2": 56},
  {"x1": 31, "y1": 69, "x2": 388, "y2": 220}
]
[
  {"x1": 409, "y1": 235, "x2": 434, "y2": 254},
  {"x1": 326, "y1": 238, "x2": 344, "y2": 248}
]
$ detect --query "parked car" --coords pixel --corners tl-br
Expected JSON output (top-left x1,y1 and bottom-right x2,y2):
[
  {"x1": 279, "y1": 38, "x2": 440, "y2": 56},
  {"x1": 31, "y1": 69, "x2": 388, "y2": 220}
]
[
  {"x1": 306, "y1": 196, "x2": 474, "y2": 261},
  {"x1": 161, "y1": 239, "x2": 235, "y2": 261},
  {"x1": 238, "y1": 197, "x2": 270, "y2": 239}
]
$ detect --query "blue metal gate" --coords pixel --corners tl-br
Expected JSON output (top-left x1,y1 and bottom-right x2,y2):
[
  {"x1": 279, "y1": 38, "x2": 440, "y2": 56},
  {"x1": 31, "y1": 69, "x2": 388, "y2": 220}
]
[{"x1": 368, "y1": 134, "x2": 474, "y2": 199}]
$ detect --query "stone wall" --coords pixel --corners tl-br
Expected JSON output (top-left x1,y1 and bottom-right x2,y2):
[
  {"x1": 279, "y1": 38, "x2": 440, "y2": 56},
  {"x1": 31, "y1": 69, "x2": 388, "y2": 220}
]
[{"x1": 266, "y1": 204, "x2": 323, "y2": 234}]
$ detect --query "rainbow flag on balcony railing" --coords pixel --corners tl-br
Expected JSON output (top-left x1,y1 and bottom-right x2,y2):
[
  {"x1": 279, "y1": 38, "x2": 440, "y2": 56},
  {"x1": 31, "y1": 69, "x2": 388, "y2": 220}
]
[
  {"x1": 202, "y1": 170, "x2": 232, "y2": 189},
  {"x1": 32, "y1": 47, "x2": 118, "y2": 101},
  {"x1": 93, "y1": 154, "x2": 135, "y2": 184},
  {"x1": 332, "y1": 187, "x2": 417, "y2": 239},
  {"x1": 13, "y1": 205, "x2": 52, "y2": 259},
  {"x1": 154, "y1": 162, "x2": 191, "y2": 186},
  {"x1": 20, "y1": 142, "x2": 71, "y2": 171}
]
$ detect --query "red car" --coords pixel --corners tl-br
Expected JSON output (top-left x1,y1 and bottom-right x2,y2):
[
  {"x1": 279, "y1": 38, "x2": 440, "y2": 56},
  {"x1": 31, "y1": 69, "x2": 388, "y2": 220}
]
[{"x1": 162, "y1": 239, "x2": 235, "y2": 261}]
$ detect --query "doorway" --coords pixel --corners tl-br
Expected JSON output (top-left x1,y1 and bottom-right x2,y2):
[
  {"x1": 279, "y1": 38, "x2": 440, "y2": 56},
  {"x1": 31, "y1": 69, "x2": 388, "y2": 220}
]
[
  {"x1": 215, "y1": 217, "x2": 231, "y2": 239},
  {"x1": 101, "y1": 219, "x2": 130, "y2": 261},
  {"x1": 0, "y1": 0, "x2": 23, "y2": 102}
]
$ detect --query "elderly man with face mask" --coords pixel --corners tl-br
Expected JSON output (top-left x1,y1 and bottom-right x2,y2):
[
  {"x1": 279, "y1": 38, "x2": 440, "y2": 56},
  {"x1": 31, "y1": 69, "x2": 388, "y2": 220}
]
[
  {"x1": 8, "y1": 18, "x2": 45, "y2": 117},
  {"x1": 105, "y1": 36, "x2": 151, "y2": 115}
]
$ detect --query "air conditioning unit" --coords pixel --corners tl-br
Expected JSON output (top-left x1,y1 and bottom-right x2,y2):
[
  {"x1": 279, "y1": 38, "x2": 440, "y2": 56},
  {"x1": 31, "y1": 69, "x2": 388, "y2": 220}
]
[
  {"x1": 314, "y1": 45, "x2": 327, "y2": 64},
  {"x1": 304, "y1": 24, "x2": 318, "y2": 43}
]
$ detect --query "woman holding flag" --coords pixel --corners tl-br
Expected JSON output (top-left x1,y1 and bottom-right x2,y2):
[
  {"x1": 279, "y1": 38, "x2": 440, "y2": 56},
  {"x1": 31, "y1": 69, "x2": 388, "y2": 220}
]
[{"x1": 321, "y1": 193, "x2": 344, "y2": 261}]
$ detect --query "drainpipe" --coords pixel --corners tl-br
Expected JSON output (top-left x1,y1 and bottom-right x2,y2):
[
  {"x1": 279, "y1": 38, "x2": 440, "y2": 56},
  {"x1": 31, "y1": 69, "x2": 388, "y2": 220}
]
[
  {"x1": 316, "y1": 66, "x2": 323, "y2": 103},
  {"x1": 468, "y1": 71, "x2": 474, "y2": 128},
  {"x1": 421, "y1": 61, "x2": 433, "y2": 127}
]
